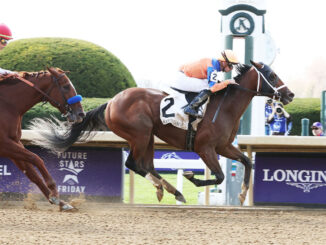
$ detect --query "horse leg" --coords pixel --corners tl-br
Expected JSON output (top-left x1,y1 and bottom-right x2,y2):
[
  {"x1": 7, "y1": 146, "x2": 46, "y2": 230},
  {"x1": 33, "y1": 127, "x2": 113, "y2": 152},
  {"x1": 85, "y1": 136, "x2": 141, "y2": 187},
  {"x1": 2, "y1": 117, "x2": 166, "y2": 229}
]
[
  {"x1": 126, "y1": 150, "x2": 186, "y2": 203},
  {"x1": 125, "y1": 144, "x2": 164, "y2": 202},
  {"x1": 10, "y1": 158, "x2": 73, "y2": 211},
  {"x1": 1, "y1": 140, "x2": 73, "y2": 210},
  {"x1": 143, "y1": 137, "x2": 186, "y2": 202},
  {"x1": 11, "y1": 159, "x2": 51, "y2": 198},
  {"x1": 144, "y1": 135, "x2": 186, "y2": 203},
  {"x1": 219, "y1": 144, "x2": 252, "y2": 205},
  {"x1": 158, "y1": 174, "x2": 186, "y2": 203},
  {"x1": 184, "y1": 148, "x2": 225, "y2": 187}
]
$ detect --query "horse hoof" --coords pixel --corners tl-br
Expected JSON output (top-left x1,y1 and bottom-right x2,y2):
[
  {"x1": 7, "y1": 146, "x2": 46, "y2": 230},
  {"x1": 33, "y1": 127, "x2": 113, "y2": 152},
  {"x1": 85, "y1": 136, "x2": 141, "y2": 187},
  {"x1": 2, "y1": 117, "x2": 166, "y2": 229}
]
[
  {"x1": 175, "y1": 194, "x2": 186, "y2": 203},
  {"x1": 238, "y1": 194, "x2": 245, "y2": 206},
  {"x1": 156, "y1": 188, "x2": 164, "y2": 202},
  {"x1": 49, "y1": 196, "x2": 60, "y2": 205},
  {"x1": 60, "y1": 203, "x2": 77, "y2": 212},
  {"x1": 183, "y1": 171, "x2": 194, "y2": 179}
]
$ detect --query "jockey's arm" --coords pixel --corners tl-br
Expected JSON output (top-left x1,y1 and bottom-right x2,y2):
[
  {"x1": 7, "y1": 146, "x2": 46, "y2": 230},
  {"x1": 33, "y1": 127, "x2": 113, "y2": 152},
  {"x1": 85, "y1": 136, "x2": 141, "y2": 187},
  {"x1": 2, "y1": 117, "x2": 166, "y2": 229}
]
[{"x1": 210, "y1": 79, "x2": 237, "y2": 93}]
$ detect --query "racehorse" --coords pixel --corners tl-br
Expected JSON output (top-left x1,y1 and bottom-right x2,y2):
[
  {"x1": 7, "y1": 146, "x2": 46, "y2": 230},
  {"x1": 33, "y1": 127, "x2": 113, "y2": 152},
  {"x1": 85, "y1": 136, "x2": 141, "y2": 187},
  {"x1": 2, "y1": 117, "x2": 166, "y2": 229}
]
[
  {"x1": 0, "y1": 67, "x2": 85, "y2": 211},
  {"x1": 29, "y1": 61, "x2": 294, "y2": 205}
]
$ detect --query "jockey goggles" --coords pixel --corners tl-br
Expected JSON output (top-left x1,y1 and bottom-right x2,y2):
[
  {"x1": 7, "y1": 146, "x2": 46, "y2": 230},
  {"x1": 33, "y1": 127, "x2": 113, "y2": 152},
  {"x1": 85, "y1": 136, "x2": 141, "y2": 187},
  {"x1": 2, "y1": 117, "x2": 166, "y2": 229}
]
[
  {"x1": 221, "y1": 51, "x2": 237, "y2": 69},
  {"x1": 0, "y1": 38, "x2": 8, "y2": 45}
]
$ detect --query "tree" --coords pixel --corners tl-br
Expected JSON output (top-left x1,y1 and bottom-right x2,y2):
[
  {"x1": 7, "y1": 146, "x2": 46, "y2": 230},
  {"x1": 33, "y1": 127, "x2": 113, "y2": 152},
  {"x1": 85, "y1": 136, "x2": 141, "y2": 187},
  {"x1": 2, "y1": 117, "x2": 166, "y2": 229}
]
[{"x1": 0, "y1": 38, "x2": 136, "y2": 98}]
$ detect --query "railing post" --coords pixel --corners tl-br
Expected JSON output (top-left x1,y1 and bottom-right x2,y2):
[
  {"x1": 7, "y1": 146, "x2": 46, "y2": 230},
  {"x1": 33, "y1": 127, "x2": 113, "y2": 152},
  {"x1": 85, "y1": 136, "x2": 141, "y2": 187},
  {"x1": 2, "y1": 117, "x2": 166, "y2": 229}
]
[
  {"x1": 129, "y1": 170, "x2": 135, "y2": 204},
  {"x1": 322, "y1": 91, "x2": 326, "y2": 131},
  {"x1": 204, "y1": 166, "x2": 211, "y2": 205},
  {"x1": 176, "y1": 169, "x2": 184, "y2": 205},
  {"x1": 247, "y1": 145, "x2": 253, "y2": 206},
  {"x1": 301, "y1": 118, "x2": 310, "y2": 136}
]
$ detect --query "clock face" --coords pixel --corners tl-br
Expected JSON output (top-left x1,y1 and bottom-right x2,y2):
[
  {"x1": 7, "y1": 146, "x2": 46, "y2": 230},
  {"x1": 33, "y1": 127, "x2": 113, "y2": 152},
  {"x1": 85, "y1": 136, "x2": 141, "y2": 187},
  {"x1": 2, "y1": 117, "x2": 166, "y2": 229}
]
[{"x1": 230, "y1": 12, "x2": 255, "y2": 35}]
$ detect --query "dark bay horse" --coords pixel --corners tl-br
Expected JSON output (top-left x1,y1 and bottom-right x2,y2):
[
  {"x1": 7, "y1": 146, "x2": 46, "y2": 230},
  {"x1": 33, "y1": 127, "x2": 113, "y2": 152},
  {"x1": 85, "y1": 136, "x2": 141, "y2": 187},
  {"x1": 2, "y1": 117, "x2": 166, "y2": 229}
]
[
  {"x1": 0, "y1": 67, "x2": 85, "y2": 211},
  {"x1": 30, "y1": 61, "x2": 294, "y2": 205}
]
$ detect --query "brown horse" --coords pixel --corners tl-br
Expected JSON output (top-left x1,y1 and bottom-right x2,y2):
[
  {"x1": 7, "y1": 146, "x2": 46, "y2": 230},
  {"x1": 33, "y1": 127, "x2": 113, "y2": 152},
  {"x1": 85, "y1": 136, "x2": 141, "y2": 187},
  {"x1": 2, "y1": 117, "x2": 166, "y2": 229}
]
[
  {"x1": 30, "y1": 61, "x2": 294, "y2": 205},
  {"x1": 0, "y1": 67, "x2": 85, "y2": 211}
]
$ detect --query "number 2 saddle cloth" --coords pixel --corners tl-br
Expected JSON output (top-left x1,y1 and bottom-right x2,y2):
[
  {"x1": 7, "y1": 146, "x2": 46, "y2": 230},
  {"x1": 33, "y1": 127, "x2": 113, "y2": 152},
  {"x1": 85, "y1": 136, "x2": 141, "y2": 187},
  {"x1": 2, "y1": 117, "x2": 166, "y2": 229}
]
[{"x1": 159, "y1": 88, "x2": 209, "y2": 131}]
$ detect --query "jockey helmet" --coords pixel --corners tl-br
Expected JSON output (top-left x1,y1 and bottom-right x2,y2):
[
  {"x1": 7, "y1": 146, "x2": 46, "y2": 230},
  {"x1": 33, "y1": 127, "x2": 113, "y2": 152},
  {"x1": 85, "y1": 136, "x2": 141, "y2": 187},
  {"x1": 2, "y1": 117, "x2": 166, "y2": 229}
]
[
  {"x1": 311, "y1": 122, "x2": 323, "y2": 129},
  {"x1": 0, "y1": 23, "x2": 13, "y2": 40},
  {"x1": 218, "y1": 49, "x2": 239, "y2": 64}
]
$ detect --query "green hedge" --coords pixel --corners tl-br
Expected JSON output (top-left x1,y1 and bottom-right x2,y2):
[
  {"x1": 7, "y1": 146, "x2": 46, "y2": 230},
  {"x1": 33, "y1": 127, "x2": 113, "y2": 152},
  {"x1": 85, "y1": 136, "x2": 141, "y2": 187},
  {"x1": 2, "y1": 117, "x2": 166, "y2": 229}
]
[
  {"x1": 0, "y1": 38, "x2": 136, "y2": 98},
  {"x1": 22, "y1": 98, "x2": 321, "y2": 136},
  {"x1": 284, "y1": 98, "x2": 320, "y2": 136}
]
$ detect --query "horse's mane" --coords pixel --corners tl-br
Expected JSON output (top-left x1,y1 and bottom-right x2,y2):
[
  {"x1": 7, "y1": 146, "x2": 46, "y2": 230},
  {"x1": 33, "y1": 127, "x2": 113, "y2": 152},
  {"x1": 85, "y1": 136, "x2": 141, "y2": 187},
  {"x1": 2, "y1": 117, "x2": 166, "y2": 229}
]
[
  {"x1": 233, "y1": 64, "x2": 251, "y2": 83},
  {"x1": 210, "y1": 64, "x2": 252, "y2": 99},
  {"x1": 0, "y1": 67, "x2": 64, "y2": 82},
  {"x1": 19, "y1": 71, "x2": 49, "y2": 79}
]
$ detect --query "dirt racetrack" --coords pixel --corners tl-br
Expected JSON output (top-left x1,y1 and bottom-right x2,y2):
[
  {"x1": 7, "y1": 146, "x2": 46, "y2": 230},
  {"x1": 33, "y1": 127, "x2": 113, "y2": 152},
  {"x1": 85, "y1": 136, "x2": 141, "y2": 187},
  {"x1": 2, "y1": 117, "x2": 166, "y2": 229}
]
[{"x1": 1, "y1": 200, "x2": 326, "y2": 245}]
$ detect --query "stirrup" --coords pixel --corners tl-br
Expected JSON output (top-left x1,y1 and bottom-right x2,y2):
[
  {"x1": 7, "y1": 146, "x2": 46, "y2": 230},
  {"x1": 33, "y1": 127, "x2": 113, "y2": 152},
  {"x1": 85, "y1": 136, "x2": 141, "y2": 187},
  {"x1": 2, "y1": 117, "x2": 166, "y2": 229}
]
[{"x1": 184, "y1": 107, "x2": 203, "y2": 118}]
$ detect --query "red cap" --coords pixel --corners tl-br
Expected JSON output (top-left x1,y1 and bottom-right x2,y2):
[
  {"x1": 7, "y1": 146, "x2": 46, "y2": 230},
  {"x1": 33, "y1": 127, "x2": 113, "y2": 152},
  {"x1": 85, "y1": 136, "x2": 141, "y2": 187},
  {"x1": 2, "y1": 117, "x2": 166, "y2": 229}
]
[{"x1": 0, "y1": 23, "x2": 13, "y2": 40}]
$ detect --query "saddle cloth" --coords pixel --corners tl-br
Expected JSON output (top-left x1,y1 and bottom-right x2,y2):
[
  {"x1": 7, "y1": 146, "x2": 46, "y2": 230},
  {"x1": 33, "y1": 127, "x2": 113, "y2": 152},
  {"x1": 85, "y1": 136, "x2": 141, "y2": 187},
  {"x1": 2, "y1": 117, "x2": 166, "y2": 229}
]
[{"x1": 159, "y1": 90, "x2": 209, "y2": 131}]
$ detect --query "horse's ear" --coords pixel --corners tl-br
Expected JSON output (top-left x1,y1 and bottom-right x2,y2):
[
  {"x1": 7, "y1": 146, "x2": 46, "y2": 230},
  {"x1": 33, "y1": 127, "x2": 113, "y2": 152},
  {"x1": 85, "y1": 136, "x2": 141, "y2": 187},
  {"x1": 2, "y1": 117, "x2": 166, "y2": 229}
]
[
  {"x1": 47, "y1": 67, "x2": 58, "y2": 76},
  {"x1": 250, "y1": 60, "x2": 263, "y2": 69}
]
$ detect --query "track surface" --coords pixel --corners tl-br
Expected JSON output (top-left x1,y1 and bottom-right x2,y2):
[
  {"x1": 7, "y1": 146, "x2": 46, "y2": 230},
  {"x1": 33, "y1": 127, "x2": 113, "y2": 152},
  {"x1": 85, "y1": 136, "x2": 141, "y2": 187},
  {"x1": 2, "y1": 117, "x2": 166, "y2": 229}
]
[{"x1": 1, "y1": 201, "x2": 326, "y2": 245}]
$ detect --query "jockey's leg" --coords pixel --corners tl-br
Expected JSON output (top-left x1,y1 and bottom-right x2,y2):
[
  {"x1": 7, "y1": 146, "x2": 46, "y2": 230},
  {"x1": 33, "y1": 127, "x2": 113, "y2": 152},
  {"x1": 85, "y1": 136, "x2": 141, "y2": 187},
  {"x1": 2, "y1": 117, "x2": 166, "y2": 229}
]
[
  {"x1": 218, "y1": 144, "x2": 253, "y2": 205},
  {"x1": 184, "y1": 89, "x2": 212, "y2": 118}
]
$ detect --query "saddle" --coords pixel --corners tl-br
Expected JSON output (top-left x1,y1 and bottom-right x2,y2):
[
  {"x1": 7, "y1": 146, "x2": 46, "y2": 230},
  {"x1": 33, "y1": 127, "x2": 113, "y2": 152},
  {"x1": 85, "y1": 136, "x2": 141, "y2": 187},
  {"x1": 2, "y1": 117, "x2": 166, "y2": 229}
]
[{"x1": 160, "y1": 88, "x2": 210, "y2": 151}]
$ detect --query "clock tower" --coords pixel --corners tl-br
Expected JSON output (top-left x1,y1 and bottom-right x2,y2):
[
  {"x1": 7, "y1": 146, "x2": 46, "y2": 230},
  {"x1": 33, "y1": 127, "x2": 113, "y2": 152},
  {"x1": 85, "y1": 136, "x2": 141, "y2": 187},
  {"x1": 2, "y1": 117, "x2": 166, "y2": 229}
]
[{"x1": 219, "y1": 0, "x2": 276, "y2": 136}]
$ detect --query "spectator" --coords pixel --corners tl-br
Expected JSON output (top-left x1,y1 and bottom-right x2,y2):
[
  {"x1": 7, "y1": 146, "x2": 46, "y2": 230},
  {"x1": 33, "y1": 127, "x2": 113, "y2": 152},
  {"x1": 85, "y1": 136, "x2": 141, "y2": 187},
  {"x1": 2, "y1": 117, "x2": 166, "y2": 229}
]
[
  {"x1": 267, "y1": 102, "x2": 292, "y2": 135},
  {"x1": 311, "y1": 122, "x2": 325, "y2": 136},
  {"x1": 265, "y1": 98, "x2": 275, "y2": 135}
]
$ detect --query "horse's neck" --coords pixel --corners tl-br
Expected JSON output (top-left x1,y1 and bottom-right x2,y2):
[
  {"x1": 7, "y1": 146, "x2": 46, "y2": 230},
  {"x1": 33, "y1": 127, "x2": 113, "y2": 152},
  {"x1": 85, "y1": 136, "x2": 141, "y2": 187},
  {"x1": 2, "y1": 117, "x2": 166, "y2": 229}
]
[
  {"x1": 231, "y1": 69, "x2": 258, "y2": 115},
  {"x1": 3, "y1": 76, "x2": 48, "y2": 114},
  {"x1": 210, "y1": 69, "x2": 257, "y2": 122}
]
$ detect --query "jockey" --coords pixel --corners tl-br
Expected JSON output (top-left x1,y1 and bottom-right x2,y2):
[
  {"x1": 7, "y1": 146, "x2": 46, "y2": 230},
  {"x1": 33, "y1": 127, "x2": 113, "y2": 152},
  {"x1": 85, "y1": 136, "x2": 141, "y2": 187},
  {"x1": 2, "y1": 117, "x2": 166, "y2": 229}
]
[
  {"x1": 0, "y1": 23, "x2": 15, "y2": 76},
  {"x1": 176, "y1": 50, "x2": 239, "y2": 118}
]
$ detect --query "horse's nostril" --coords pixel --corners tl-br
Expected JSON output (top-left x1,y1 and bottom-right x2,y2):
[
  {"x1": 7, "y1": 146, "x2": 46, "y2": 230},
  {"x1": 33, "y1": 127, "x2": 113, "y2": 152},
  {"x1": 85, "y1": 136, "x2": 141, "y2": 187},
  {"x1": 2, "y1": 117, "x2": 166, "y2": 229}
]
[
  {"x1": 289, "y1": 92, "x2": 295, "y2": 98},
  {"x1": 79, "y1": 112, "x2": 86, "y2": 118}
]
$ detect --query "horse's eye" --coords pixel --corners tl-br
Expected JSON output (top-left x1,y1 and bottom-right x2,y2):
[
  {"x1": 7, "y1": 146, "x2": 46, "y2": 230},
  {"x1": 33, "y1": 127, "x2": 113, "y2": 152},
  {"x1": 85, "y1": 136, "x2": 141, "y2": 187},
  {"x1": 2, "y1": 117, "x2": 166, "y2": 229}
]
[
  {"x1": 269, "y1": 73, "x2": 276, "y2": 81},
  {"x1": 63, "y1": 85, "x2": 70, "y2": 91}
]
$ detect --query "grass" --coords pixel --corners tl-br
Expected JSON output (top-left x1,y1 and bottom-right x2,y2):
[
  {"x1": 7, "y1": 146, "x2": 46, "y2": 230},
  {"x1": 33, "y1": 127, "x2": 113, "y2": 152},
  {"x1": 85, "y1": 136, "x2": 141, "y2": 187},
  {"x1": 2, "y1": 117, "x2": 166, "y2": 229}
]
[{"x1": 123, "y1": 172, "x2": 208, "y2": 205}]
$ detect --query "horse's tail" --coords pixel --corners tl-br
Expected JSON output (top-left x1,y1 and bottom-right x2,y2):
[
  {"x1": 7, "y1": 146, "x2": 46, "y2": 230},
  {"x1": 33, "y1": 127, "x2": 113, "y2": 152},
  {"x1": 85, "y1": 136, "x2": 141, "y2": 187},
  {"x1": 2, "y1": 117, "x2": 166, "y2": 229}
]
[{"x1": 28, "y1": 103, "x2": 108, "y2": 153}]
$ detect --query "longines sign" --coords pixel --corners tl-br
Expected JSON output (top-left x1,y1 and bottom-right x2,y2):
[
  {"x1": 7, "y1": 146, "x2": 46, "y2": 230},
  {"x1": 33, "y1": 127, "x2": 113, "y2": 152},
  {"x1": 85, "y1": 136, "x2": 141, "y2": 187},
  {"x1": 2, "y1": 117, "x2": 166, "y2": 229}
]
[{"x1": 254, "y1": 153, "x2": 326, "y2": 205}]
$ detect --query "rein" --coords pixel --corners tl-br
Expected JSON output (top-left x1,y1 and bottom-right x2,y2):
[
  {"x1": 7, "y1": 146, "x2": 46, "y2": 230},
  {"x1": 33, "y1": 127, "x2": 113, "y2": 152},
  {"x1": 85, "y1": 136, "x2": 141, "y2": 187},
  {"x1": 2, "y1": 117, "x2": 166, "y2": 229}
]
[
  {"x1": 232, "y1": 66, "x2": 287, "y2": 98},
  {"x1": 16, "y1": 76, "x2": 63, "y2": 108},
  {"x1": 15, "y1": 73, "x2": 82, "y2": 116},
  {"x1": 211, "y1": 64, "x2": 288, "y2": 123}
]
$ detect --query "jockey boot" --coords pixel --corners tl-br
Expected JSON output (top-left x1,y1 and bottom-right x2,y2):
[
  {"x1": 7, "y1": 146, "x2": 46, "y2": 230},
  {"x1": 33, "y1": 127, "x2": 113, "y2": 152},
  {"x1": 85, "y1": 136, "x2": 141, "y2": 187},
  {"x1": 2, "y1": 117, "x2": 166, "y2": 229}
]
[{"x1": 184, "y1": 89, "x2": 212, "y2": 118}]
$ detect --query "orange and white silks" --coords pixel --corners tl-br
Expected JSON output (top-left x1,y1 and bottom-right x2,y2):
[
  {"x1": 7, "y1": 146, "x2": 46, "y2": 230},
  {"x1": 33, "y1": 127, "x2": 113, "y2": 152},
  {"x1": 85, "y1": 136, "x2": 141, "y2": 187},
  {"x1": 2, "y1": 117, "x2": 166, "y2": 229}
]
[{"x1": 179, "y1": 58, "x2": 212, "y2": 79}]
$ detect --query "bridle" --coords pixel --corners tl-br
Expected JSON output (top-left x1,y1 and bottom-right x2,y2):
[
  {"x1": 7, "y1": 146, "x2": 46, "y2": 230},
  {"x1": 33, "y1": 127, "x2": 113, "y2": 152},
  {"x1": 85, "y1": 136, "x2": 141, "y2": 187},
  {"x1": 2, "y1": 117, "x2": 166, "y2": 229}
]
[
  {"x1": 232, "y1": 64, "x2": 287, "y2": 99},
  {"x1": 252, "y1": 65, "x2": 287, "y2": 99},
  {"x1": 16, "y1": 72, "x2": 82, "y2": 117},
  {"x1": 212, "y1": 63, "x2": 287, "y2": 123}
]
